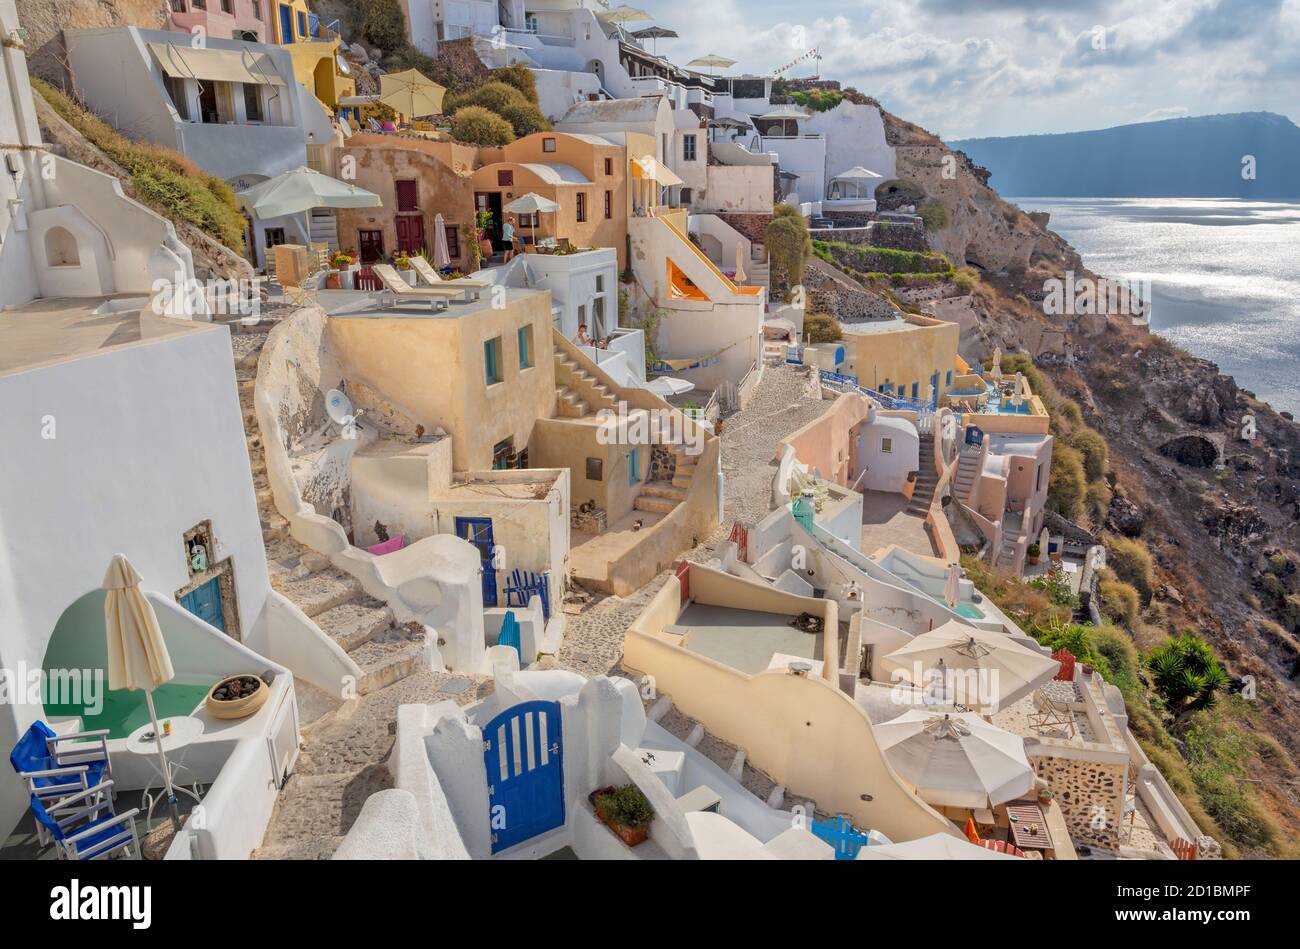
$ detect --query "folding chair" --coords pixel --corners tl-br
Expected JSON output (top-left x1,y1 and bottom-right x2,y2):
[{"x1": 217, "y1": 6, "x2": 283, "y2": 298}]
[{"x1": 29, "y1": 782, "x2": 141, "y2": 860}]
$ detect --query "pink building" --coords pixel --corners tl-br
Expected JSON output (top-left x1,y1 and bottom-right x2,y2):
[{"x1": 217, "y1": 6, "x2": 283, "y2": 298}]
[{"x1": 166, "y1": 0, "x2": 269, "y2": 44}]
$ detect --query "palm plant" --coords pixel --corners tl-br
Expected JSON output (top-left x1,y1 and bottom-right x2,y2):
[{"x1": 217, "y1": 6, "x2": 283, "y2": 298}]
[{"x1": 1147, "y1": 633, "x2": 1228, "y2": 715}]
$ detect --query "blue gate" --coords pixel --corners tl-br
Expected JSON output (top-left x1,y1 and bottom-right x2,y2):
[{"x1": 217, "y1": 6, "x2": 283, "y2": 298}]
[
  {"x1": 810, "y1": 815, "x2": 870, "y2": 860},
  {"x1": 455, "y1": 516, "x2": 497, "y2": 607},
  {"x1": 179, "y1": 576, "x2": 226, "y2": 634},
  {"x1": 483, "y1": 700, "x2": 565, "y2": 853}
]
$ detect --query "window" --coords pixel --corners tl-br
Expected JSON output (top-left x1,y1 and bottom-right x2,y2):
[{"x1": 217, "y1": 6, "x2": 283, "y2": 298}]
[
  {"x1": 165, "y1": 76, "x2": 189, "y2": 121},
  {"x1": 682, "y1": 134, "x2": 697, "y2": 162},
  {"x1": 881, "y1": 437, "x2": 893, "y2": 454},
  {"x1": 264, "y1": 227, "x2": 286, "y2": 248},
  {"x1": 911, "y1": 382, "x2": 919, "y2": 399},
  {"x1": 586, "y1": 457, "x2": 603, "y2": 481},
  {"x1": 444, "y1": 224, "x2": 459, "y2": 259},
  {"x1": 517, "y1": 212, "x2": 538, "y2": 228},
  {"x1": 1036, "y1": 463, "x2": 1043, "y2": 492},
  {"x1": 251, "y1": 0, "x2": 262, "y2": 19},
  {"x1": 576, "y1": 192, "x2": 587, "y2": 222},
  {"x1": 484, "y1": 337, "x2": 503, "y2": 385},
  {"x1": 395, "y1": 179, "x2": 419, "y2": 212},
  {"x1": 945, "y1": 370, "x2": 953, "y2": 386},
  {"x1": 297, "y1": 10, "x2": 307, "y2": 36},
  {"x1": 221, "y1": 0, "x2": 233, "y2": 12},
  {"x1": 542, "y1": 137, "x2": 556, "y2": 153},
  {"x1": 497, "y1": 169, "x2": 514, "y2": 187},
  {"x1": 517, "y1": 324, "x2": 534, "y2": 369},
  {"x1": 170, "y1": 0, "x2": 187, "y2": 12},
  {"x1": 629, "y1": 447, "x2": 641, "y2": 485},
  {"x1": 492, "y1": 439, "x2": 514, "y2": 470},
  {"x1": 193, "y1": 0, "x2": 206, "y2": 8},
  {"x1": 602, "y1": 190, "x2": 612, "y2": 219},
  {"x1": 604, "y1": 157, "x2": 613, "y2": 175},
  {"x1": 525, "y1": 12, "x2": 539, "y2": 33},
  {"x1": 242, "y1": 83, "x2": 263, "y2": 122}
]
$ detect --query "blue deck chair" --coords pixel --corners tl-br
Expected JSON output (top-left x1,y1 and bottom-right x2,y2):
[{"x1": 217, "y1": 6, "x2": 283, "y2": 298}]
[
  {"x1": 11, "y1": 721, "x2": 113, "y2": 841},
  {"x1": 497, "y1": 610, "x2": 522, "y2": 659},
  {"x1": 29, "y1": 782, "x2": 141, "y2": 860}
]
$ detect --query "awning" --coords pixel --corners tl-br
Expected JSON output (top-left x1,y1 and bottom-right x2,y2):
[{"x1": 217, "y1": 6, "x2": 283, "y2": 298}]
[
  {"x1": 148, "y1": 43, "x2": 285, "y2": 86},
  {"x1": 631, "y1": 155, "x2": 684, "y2": 187}
]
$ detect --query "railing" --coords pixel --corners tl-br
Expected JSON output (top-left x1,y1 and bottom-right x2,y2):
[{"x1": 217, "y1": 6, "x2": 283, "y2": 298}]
[{"x1": 819, "y1": 372, "x2": 936, "y2": 414}]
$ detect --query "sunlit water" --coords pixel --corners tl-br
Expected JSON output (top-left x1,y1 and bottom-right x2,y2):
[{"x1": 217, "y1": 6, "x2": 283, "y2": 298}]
[{"x1": 1010, "y1": 197, "x2": 1300, "y2": 416}]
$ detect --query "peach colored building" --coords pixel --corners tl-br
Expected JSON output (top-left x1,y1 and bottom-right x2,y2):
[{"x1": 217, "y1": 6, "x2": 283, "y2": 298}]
[{"x1": 167, "y1": 0, "x2": 272, "y2": 43}]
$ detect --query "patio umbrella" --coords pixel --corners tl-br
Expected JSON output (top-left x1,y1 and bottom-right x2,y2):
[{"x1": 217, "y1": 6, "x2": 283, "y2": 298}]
[
  {"x1": 433, "y1": 212, "x2": 451, "y2": 268},
  {"x1": 379, "y1": 68, "x2": 446, "y2": 118},
  {"x1": 647, "y1": 376, "x2": 695, "y2": 397},
  {"x1": 687, "y1": 53, "x2": 738, "y2": 75},
  {"x1": 989, "y1": 346, "x2": 1002, "y2": 379},
  {"x1": 734, "y1": 242, "x2": 746, "y2": 283},
  {"x1": 880, "y1": 620, "x2": 1060, "y2": 712},
  {"x1": 631, "y1": 25, "x2": 677, "y2": 54},
  {"x1": 103, "y1": 554, "x2": 180, "y2": 824},
  {"x1": 1039, "y1": 527, "x2": 1051, "y2": 561},
  {"x1": 943, "y1": 562, "x2": 961, "y2": 609},
  {"x1": 856, "y1": 831, "x2": 1021, "y2": 860},
  {"x1": 236, "y1": 166, "x2": 382, "y2": 253},
  {"x1": 505, "y1": 192, "x2": 561, "y2": 248},
  {"x1": 757, "y1": 104, "x2": 810, "y2": 136},
  {"x1": 875, "y1": 711, "x2": 1036, "y2": 809}
]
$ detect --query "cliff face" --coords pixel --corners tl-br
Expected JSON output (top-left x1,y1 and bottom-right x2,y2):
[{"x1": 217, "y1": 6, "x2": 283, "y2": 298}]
[{"x1": 15, "y1": 0, "x2": 168, "y2": 85}]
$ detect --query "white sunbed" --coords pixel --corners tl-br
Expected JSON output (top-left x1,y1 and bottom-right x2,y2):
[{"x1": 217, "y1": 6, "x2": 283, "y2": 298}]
[
  {"x1": 372, "y1": 264, "x2": 473, "y2": 312},
  {"x1": 409, "y1": 256, "x2": 491, "y2": 297}
]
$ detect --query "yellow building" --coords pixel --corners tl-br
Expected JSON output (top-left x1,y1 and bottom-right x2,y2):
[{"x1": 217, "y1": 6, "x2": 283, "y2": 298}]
[
  {"x1": 270, "y1": 1, "x2": 354, "y2": 110},
  {"x1": 836, "y1": 313, "x2": 961, "y2": 404}
]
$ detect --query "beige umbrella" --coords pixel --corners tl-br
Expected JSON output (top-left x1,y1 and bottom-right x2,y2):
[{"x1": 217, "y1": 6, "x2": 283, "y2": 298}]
[
  {"x1": 989, "y1": 347, "x2": 1002, "y2": 380},
  {"x1": 379, "y1": 68, "x2": 447, "y2": 119},
  {"x1": 880, "y1": 621, "x2": 1060, "y2": 712},
  {"x1": 104, "y1": 554, "x2": 180, "y2": 821},
  {"x1": 433, "y1": 212, "x2": 451, "y2": 268},
  {"x1": 734, "y1": 242, "x2": 746, "y2": 283},
  {"x1": 1039, "y1": 527, "x2": 1051, "y2": 561},
  {"x1": 600, "y1": 4, "x2": 653, "y2": 27},
  {"x1": 875, "y1": 711, "x2": 1036, "y2": 809},
  {"x1": 857, "y1": 831, "x2": 1021, "y2": 860}
]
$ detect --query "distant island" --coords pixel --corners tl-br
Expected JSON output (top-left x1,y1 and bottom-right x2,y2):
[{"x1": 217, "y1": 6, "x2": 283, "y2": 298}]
[{"x1": 951, "y1": 112, "x2": 1300, "y2": 198}]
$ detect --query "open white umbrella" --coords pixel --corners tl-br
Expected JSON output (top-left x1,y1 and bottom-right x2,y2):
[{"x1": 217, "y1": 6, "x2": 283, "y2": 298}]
[
  {"x1": 648, "y1": 376, "x2": 695, "y2": 398},
  {"x1": 236, "y1": 166, "x2": 382, "y2": 255},
  {"x1": 433, "y1": 212, "x2": 451, "y2": 269},
  {"x1": 687, "y1": 53, "x2": 738, "y2": 75},
  {"x1": 103, "y1": 554, "x2": 180, "y2": 824},
  {"x1": 943, "y1": 562, "x2": 962, "y2": 609},
  {"x1": 875, "y1": 711, "x2": 1036, "y2": 809},
  {"x1": 505, "y1": 192, "x2": 561, "y2": 249},
  {"x1": 857, "y1": 831, "x2": 1021, "y2": 860},
  {"x1": 880, "y1": 621, "x2": 1060, "y2": 712}
]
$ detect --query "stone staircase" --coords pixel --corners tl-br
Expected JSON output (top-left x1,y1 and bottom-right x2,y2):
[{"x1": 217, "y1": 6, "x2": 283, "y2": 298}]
[
  {"x1": 745, "y1": 246, "x2": 769, "y2": 291},
  {"x1": 234, "y1": 333, "x2": 425, "y2": 711},
  {"x1": 952, "y1": 447, "x2": 982, "y2": 507},
  {"x1": 554, "y1": 352, "x2": 618, "y2": 420},
  {"x1": 906, "y1": 433, "x2": 939, "y2": 517}
]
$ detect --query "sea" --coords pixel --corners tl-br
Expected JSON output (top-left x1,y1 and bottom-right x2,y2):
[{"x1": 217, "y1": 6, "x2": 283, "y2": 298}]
[{"x1": 1008, "y1": 197, "x2": 1300, "y2": 417}]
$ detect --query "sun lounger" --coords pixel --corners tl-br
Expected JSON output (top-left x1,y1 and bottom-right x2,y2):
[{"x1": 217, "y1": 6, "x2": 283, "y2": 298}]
[
  {"x1": 372, "y1": 264, "x2": 471, "y2": 311},
  {"x1": 1029, "y1": 688, "x2": 1076, "y2": 737},
  {"x1": 409, "y1": 256, "x2": 490, "y2": 298}
]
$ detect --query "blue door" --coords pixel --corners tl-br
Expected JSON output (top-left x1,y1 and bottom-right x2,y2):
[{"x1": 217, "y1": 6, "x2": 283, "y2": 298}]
[
  {"x1": 180, "y1": 576, "x2": 226, "y2": 634},
  {"x1": 483, "y1": 700, "x2": 565, "y2": 853},
  {"x1": 278, "y1": 4, "x2": 295, "y2": 43},
  {"x1": 455, "y1": 516, "x2": 497, "y2": 607}
]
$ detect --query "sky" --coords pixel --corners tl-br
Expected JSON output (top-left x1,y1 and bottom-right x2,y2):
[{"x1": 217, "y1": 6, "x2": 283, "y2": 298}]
[{"x1": 640, "y1": 0, "x2": 1300, "y2": 139}]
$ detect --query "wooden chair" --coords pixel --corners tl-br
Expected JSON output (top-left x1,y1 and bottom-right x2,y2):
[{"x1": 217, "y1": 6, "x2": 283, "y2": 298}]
[{"x1": 1028, "y1": 688, "x2": 1076, "y2": 737}]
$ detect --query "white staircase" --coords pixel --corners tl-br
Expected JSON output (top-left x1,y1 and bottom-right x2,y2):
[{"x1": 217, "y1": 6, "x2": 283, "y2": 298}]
[{"x1": 309, "y1": 209, "x2": 339, "y2": 252}]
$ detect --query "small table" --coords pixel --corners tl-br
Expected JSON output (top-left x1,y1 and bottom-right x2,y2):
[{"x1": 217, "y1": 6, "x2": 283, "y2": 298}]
[
  {"x1": 125, "y1": 716, "x2": 206, "y2": 830},
  {"x1": 1005, "y1": 801, "x2": 1053, "y2": 852}
]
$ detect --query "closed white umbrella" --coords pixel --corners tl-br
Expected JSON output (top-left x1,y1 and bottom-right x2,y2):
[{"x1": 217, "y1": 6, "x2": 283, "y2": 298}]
[
  {"x1": 875, "y1": 711, "x2": 1036, "y2": 809},
  {"x1": 103, "y1": 554, "x2": 180, "y2": 823},
  {"x1": 1039, "y1": 527, "x2": 1051, "y2": 561},
  {"x1": 433, "y1": 212, "x2": 451, "y2": 269},
  {"x1": 880, "y1": 620, "x2": 1060, "y2": 712},
  {"x1": 857, "y1": 831, "x2": 1021, "y2": 860},
  {"x1": 944, "y1": 562, "x2": 961, "y2": 609},
  {"x1": 989, "y1": 347, "x2": 1002, "y2": 381},
  {"x1": 734, "y1": 242, "x2": 746, "y2": 284}
]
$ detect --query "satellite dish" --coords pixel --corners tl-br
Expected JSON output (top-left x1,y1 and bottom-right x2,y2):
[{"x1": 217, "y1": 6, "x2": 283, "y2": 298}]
[
  {"x1": 336, "y1": 54, "x2": 351, "y2": 76},
  {"x1": 325, "y1": 388, "x2": 358, "y2": 428}
]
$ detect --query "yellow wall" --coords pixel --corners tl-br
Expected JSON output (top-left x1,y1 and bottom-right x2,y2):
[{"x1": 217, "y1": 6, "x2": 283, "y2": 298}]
[
  {"x1": 286, "y1": 41, "x2": 354, "y2": 110},
  {"x1": 842, "y1": 316, "x2": 960, "y2": 402}
]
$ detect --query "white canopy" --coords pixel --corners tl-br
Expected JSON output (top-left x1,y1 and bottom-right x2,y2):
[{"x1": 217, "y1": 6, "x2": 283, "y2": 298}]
[
  {"x1": 687, "y1": 53, "x2": 738, "y2": 70},
  {"x1": 647, "y1": 376, "x2": 695, "y2": 397},
  {"x1": 757, "y1": 104, "x2": 811, "y2": 121},
  {"x1": 875, "y1": 711, "x2": 1036, "y2": 809},
  {"x1": 236, "y1": 166, "x2": 382, "y2": 220},
  {"x1": 505, "y1": 192, "x2": 561, "y2": 214},
  {"x1": 832, "y1": 165, "x2": 884, "y2": 181},
  {"x1": 880, "y1": 621, "x2": 1060, "y2": 712},
  {"x1": 857, "y1": 832, "x2": 1021, "y2": 860}
]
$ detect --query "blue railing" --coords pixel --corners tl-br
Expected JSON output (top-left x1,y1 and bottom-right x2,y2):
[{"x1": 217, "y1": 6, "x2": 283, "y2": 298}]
[
  {"x1": 819, "y1": 372, "x2": 936, "y2": 413},
  {"x1": 811, "y1": 815, "x2": 870, "y2": 860}
]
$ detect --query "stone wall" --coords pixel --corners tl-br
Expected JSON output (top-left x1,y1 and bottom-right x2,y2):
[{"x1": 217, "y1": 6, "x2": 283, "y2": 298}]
[
  {"x1": 17, "y1": 0, "x2": 169, "y2": 85},
  {"x1": 804, "y1": 261, "x2": 900, "y2": 323},
  {"x1": 1030, "y1": 753, "x2": 1127, "y2": 852},
  {"x1": 810, "y1": 221, "x2": 931, "y2": 253},
  {"x1": 715, "y1": 211, "x2": 772, "y2": 246}
]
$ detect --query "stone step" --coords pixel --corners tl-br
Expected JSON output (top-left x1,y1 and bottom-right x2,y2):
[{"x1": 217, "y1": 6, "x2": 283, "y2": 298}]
[
  {"x1": 634, "y1": 494, "x2": 679, "y2": 515},
  {"x1": 353, "y1": 632, "x2": 425, "y2": 694},
  {"x1": 315, "y1": 598, "x2": 396, "y2": 652},
  {"x1": 273, "y1": 568, "x2": 364, "y2": 618},
  {"x1": 639, "y1": 481, "x2": 687, "y2": 502}
]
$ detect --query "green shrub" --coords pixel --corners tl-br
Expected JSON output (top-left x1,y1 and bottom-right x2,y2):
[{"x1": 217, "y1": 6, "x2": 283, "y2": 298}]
[
  {"x1": 1147, "y1": 633, "x2": 1228, "y2": 714},
  {"x1": 499, "y1": 102, "x2": 550, "y2": 137},
  {"x1": 953, "y1": 268, "x2": 979, "y2": 293},
  {"x1": 450, "y1": 106, "x2": 515, "y2": 146},
  {"x1": 918, "y1": 199, "x2": 948, "y2": 230},
  {"x1": 361, "y1": 0, "x2": 408, "y2": 54},
  {"x1": 772, "y1": 203, "x2": 803, "y2": 222},
  {"x1": 491, "y1": 64, "x2": 540, "y2": 104},
  {"x1": 1106, "y1": 534, "x2": 1155, "y2": 602},
  {"x1": 1047, "y1": 443, "x2": 1086, "y2": 520},
  {"x1": 803, "y1": 313, "x2": 842, "y2": 343},
  {"x1": 812, "y1": 239, "x2": 952, "y2": 277},
  {"x1": 594, "y1": 785, "x2": 653, "y2": 829},
  {"x1": 1072, "y1": 428, "x2": 1109, "y2": 481},
  {"x1": 1099, "y1": 579, "x2": 1140, "y2": 627},
  {"x1": 449, "y1": 80, "x2": 529, "y2": 115},
  {"x1": 1091, "y1": 624, "x2": 1141, "y2": 692},
  {"x1": 766, "y1": 213, "x2": 811, "y2": 299}
]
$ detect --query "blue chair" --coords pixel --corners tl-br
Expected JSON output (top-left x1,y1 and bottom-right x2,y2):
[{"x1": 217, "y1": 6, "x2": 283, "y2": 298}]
[
  {"x1": 29, "y1": 782, "x2": 141, "y2": 860},
  {"x1": 10, "y1": 720, "x2": 113, "y2": 843},
  {"x1": 497, "y1": 610, "x2": 522, "y2": 659}
]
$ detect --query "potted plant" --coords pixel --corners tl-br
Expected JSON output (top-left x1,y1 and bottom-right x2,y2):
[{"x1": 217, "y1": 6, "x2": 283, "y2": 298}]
[
  {"x1": 332, "y1": 250, "x2": 358, "y2": 289},
  {"x1": 1037, "y1": 786, "x2": 1055, "y2": 806},
  {"x1": 1081, "y1": 662, "x2": 1095, "y2": 677},
  {"x1": 393, "y1": 254, "x2": 416, "y2": 284},
  {"x1": 589, "y1": 784, "x2": 653, "y2": 847},
  {"x1": 1026, "y1": 542, "x2": 1041, "y2": 565}
]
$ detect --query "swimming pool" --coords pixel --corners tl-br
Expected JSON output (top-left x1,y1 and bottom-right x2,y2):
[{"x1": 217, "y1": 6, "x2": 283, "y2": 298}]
[
  {"x1": 953, "y1": 603, "x2": 984, "y2": 620},
  {"x1": 42, "y1": 678, "x2": 215, "y2": 740}
]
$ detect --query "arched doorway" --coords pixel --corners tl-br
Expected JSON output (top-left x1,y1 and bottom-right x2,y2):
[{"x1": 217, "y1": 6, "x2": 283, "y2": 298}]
[{"x1": 44, "y1": 226, "x2": 80, "y2": 267}]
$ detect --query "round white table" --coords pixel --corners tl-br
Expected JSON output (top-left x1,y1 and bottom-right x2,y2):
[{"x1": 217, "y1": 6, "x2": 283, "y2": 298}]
[{"x1": 125, "y1": 716, "x2": 206, "y2": 830}]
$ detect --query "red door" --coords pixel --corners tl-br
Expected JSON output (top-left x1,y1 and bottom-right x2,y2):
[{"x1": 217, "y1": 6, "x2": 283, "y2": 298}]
[{"x1": 395, "y1": 215, "x2": 425, "y2": 255}]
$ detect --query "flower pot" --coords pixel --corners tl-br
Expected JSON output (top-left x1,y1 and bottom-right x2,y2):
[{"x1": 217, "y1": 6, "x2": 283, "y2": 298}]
[
  {"x1": 1081, "y1": 663, "x2": 1095, "y2": 677},
  {"x1": 206, "y1": 674, "x2": 269, "y2": 720},
  {"x1": 589, "y1": 787, "x2": 651, "y2": 848}
]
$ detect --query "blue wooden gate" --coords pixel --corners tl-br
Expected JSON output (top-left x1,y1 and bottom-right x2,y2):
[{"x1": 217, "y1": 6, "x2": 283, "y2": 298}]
[
  {"x1": 483, "y1": 700, "x2": 565, "y2": 853},
  {"x1": 179, "y1": 576, "x2": 226, "y2": 634},
  {"x1": 504, "y1": 569, "x2": 551, "y2": 620},
  {"x1": 810, "y1": 815, "x2": 870, "y2": 860},
  {"x1": 455, "y1": 516, "x2": 497, "y2": 607}
]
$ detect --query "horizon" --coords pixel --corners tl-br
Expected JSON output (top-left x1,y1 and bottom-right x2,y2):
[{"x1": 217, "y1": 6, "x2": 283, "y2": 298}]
[{"x1": 647, "y1": 0, "x2": 1300, "y2": 139}]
